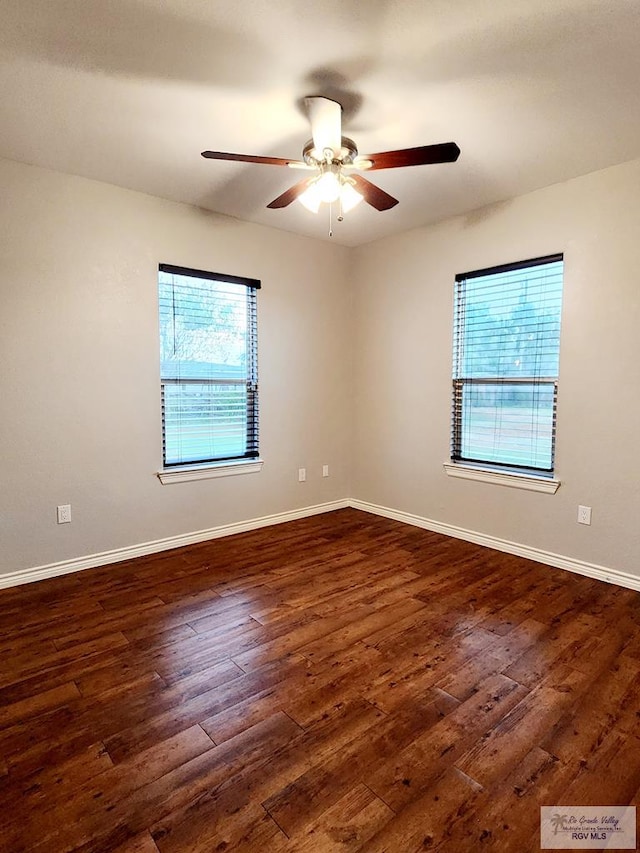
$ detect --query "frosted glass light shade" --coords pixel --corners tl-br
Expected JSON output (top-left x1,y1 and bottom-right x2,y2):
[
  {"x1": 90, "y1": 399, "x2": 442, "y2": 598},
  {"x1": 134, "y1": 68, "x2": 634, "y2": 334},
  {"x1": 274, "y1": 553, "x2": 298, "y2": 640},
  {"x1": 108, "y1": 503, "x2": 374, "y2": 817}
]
[
  {"x1": 298, "y1": 185, "x2": 321, "y2": 212},
  {"x1": 315, "y1": 171, "x2": 341, "y2": 203},
  {"x1": 340, "y1": 182, "x2": 363, "y2": 213}
]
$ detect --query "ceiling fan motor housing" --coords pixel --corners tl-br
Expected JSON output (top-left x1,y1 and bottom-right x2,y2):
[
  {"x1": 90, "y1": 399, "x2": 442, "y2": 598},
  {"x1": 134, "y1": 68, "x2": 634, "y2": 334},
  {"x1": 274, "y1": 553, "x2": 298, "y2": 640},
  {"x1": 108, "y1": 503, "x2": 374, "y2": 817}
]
[{"x1": 303, "y1": 136, "x2": 358, "y2": 165}]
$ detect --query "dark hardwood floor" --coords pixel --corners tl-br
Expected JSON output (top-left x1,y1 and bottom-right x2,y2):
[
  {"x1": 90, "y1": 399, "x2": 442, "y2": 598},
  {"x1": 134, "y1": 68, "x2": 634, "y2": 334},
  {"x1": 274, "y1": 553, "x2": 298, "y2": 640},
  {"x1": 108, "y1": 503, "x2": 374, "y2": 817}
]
[{"x1": 1, "y1": 508, "x2": 640, "y2": 852}]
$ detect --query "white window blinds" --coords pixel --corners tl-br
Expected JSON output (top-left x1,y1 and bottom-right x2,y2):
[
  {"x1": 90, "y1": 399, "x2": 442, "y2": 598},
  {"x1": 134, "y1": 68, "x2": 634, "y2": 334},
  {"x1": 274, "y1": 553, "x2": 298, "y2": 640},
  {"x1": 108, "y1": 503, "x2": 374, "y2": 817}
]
[
  {"x1": 452, "y1": 254, "x2": 564, "y2": 474},
  {"x1": 158, "y1": 264, "x2": 259, "y2": 467}
]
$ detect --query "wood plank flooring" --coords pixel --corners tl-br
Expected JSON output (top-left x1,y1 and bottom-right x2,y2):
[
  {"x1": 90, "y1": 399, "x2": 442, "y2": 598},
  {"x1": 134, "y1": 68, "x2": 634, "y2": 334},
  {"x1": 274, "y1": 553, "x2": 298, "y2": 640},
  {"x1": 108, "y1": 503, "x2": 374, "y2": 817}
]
[{"x1": 1, "y1": 508, "x2": 640, "y2": 852}]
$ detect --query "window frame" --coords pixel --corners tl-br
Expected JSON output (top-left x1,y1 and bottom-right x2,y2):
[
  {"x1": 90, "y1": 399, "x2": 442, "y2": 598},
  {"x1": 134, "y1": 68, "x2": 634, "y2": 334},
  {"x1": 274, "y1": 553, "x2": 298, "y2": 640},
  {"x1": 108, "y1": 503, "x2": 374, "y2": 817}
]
[
  {"x1": 450, "y1": 253, "x2": 563, "y2": 481},
  {"x1": 157, "y1": 263, "x2": 260, "y2": 473}
]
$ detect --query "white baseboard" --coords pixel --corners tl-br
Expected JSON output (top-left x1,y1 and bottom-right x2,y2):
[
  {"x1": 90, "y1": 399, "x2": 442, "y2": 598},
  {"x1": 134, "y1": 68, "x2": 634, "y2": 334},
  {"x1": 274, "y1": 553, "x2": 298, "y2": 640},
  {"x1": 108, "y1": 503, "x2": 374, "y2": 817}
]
[
  {"x1": 350, "y1": 498, "x2": 640, "y2": 593},
  {"x1": 0, "y1": 499, "x2": 349, "y2": 590},
  {"x1": 4, "y1": 497, "x2": 638, "y2": 595}
]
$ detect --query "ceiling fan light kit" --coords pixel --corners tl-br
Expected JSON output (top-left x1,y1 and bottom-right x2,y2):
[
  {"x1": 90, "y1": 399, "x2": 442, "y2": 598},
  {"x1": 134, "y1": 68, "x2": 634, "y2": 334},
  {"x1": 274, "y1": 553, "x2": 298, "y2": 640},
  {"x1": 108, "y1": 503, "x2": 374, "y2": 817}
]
[
  {"x1": 201, "y1": 96, "x2": 460, "y2": 233},
  {"x1": 297, "y1": 162, "x2": 364, "y2": 217}
]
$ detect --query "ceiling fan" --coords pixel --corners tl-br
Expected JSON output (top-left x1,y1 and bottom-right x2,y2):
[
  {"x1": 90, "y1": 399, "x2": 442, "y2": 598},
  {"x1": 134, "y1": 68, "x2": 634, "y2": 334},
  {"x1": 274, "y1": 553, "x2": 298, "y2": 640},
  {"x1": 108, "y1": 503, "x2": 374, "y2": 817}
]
[{"x1": 201, "y1": 97, "x2": 460, "y2": 219}]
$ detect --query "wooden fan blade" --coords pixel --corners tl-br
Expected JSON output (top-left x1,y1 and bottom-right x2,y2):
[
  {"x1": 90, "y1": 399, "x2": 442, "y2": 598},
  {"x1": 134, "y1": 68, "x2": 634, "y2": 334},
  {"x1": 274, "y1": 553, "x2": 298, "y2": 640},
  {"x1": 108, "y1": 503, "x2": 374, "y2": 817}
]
[
  {"x1": 350, "y1": 175, "x2": 399, "y2": 211},
  {"x1": 305, "y1": 96, "x2": 342, "y2": 157},
  {"x1": 366, "y1": 142, "x2": 461, "y2": 170},
  {"x1": 266, "y1": 178, "x2": 313, "y2": 209},
  {"x1": 201, "y1": 151, "x2": 301, "y2": 167}
]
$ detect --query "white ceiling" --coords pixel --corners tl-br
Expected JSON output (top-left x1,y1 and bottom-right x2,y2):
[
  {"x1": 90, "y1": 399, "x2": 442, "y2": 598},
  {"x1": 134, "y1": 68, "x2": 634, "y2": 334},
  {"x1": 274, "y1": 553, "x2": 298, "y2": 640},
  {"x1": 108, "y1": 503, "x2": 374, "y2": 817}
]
[{"x1": 1, "y1": 0, "x2": 639, "y2": 247}]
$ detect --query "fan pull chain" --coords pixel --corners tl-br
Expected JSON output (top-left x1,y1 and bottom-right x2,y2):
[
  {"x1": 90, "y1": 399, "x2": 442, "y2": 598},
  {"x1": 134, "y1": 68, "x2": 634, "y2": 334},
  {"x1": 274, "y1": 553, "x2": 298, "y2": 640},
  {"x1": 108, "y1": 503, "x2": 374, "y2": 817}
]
[{"x1": 328, "y1": 200, "x2": 333, "y2": 238}]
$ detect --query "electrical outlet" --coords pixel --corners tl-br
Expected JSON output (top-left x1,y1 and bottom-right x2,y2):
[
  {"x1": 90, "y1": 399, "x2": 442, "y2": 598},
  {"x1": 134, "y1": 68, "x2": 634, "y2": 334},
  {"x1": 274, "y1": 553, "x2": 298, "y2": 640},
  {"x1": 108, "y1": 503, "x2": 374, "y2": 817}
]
[
  {"x1": 577, "y1": 505, "x2": 592, "y2": 525},
  {"x1": 322, "y1": 464, "x2": 329, "y2": 478},
  {"x1": 57, "y1": 504, "x2": 72, "y2": 524},
  {"x1": 298, "y1": 468, "x2": 306, "y2": 482}
]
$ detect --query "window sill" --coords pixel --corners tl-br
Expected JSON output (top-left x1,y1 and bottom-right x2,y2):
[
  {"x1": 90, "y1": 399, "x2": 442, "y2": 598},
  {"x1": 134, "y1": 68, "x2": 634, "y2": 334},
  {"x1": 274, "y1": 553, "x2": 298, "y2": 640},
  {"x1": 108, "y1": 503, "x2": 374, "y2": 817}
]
[
  {"x1": 443, "y1": 462, "x2": 560, "y2": 494},
  {"x1": 157, "y1": 459, "x2": 263, "y2": 485}
]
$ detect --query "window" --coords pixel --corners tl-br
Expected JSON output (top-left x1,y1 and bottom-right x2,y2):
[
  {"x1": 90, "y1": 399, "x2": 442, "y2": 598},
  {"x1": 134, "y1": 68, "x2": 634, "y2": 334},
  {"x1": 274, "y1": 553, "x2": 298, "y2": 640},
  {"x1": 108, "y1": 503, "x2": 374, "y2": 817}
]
[
  {"x1": 451, "y1": 254, "x2": 563, "y2": 476},
  {"x1": 158, "y1": 263, "x2": 259, "y2": 468}
]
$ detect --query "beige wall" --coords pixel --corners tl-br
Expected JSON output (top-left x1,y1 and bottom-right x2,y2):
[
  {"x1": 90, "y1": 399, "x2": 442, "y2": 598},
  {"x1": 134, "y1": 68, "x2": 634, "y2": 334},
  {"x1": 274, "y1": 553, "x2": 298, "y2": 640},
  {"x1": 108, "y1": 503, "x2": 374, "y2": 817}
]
[
  {"x1": 0, "y1": 158, "x2": 352, "y2": 575},
  {"x1": 3, "y1": 155, "x2": 640, "y2": 581},
  {"x1": 352, "y1": 158, "x2": 640, "y2": 577}
]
